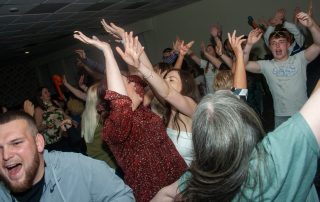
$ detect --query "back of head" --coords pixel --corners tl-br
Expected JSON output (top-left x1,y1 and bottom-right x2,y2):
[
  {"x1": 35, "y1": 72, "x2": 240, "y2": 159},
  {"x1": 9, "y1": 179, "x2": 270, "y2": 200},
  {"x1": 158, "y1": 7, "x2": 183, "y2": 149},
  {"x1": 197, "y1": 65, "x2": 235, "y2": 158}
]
[
  {"x1": 0, "y1": 111, "x2": 38, "y2": 136},
  {"x1": 67, "y1": 98, "x2": 84, "y2": 116},
  {"x1": 182, "y1": 91, "x2": 265, "y2": 201},
  {"x1": 213, "y1": 70, "x2": 233, "y2": 91}
]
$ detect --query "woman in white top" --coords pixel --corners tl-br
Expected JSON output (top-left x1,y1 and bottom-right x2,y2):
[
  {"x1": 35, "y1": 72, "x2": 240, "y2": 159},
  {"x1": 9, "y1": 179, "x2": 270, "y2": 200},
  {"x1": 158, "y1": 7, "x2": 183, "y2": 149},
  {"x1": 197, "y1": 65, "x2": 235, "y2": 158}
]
[{"x1": 113, "y1": 31, "x2": 198, "y2": 166}]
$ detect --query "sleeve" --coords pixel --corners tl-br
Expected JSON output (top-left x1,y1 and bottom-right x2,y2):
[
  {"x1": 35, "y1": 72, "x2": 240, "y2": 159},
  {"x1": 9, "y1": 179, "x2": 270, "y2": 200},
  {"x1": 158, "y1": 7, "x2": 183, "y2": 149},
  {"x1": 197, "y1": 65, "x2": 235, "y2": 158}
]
[
  {"x1": 263, "y1": 26, "x2": 275, "y2": 46},
  {"x1": 283, "y1": 21, "x2": 305, "y2": 47},
  {"x1": 294, "y1": 50, "x2": 309, "y2": 67},
  {"x1": 84, "y1": 157, "x2": 135, "y2": 202},
  {"x1": 103, "y1": 90, "x2": 135, "y2": 144},
  {"x1": 261, "y1": 113, "x2": 319, "y2": 199},
  {"x1": 83, "y1": 57, "x2": 105, "y2": 74},
  {"x1": 199, "y1": 59, "x2": 209, "y2": 69},
  {"x1": 231, "y1": 88, "x2": 248, "y2": 101}
]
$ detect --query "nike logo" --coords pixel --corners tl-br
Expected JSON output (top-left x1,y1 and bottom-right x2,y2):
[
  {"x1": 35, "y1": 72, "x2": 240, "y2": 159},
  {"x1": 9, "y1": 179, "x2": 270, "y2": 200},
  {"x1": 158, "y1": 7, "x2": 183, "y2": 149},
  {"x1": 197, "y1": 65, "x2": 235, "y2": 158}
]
[{"x1": 50, "y1": 183, "x2": 56, "y2": 193}]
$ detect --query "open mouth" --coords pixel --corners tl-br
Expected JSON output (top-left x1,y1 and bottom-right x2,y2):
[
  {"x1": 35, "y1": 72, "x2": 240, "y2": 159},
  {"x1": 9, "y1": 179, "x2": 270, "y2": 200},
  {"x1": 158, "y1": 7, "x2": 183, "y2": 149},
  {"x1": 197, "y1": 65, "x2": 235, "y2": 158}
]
[{"x1": 6, "y1": 163, "x2": 22, "y2": 178}]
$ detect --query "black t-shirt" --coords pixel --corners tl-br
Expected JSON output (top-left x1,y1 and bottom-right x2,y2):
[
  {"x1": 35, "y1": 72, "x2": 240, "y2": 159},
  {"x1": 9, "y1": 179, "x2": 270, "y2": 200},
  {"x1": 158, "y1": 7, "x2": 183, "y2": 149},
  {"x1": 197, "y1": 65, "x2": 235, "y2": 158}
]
[{"x1": 11, "y1": 175, "x2": 45, "y2": 202}]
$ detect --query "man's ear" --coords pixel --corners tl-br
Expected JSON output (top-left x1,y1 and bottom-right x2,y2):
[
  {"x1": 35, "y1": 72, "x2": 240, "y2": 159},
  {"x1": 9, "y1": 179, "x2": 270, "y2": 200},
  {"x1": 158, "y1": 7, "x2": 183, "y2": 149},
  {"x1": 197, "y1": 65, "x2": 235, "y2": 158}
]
[
  {"x1": 287, "y1": 40, "x2": 291, "y2": 49},
  {"x1": 35, "y1": 133, "x2": 45, "y2": 153}
]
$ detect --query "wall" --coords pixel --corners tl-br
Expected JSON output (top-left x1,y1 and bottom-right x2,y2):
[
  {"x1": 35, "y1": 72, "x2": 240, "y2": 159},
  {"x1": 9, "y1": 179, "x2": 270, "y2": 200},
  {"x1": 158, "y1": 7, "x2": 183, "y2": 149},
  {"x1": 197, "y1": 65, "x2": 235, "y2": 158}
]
[
  {"x1": 145, "y1": 0, "x2": 319, "y2": 62},
  {"x1": 33, "y1": 0, "x2": 319, "y2": 65},
  {"x1": 12, "y1": 0, "x2": 318, "y2": 106}
]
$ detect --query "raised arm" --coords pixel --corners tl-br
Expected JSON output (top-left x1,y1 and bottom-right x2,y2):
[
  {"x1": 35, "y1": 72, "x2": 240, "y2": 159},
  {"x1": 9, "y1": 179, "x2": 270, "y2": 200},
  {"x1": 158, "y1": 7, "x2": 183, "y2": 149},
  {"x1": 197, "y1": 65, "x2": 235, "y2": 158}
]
[
  {"x1": 201, "y1": 42, "x2": 222, "y2": 69},
  {"x1": 75, "y1": 49, "x2": 105, "y2": 74},
  {"x1": 244, "y1": 28, "x2": 263, "y2": 73},
  {"x1": 174, "y1": 40, "x2": 194, "y2": 70},
  {"x1": 300, "y1": 83, "x2": 320, "y2": 145},
  {"x1": 74, "y1": 31, "x2": 127, "y2": 96},
  {"x1": 78, "y1": 75, "x2": 88, "y2": 92},
  {"x1": 76, "y1": 58, "x2": 104, "y2": 80},
  {"x1": 117, "y1": 32, "x2": 196, "y2": 117},
  {"x1": 215, "y1": 39, "x2": 233, "y2": 68},
  {"x1": 23, "y1": 100, "x2": 35, "y2": 117},
  {"x1": 283, "y1": 21, "x2": 305, "y2": 47},
  {"x1": 228, "y1": 31, "x2": 247, "y2": 89},
  {"x1": 101, "y1": 19, "x2": 153, "y2": 70},
  {"x1": 296, "y1": 12, "x2": 320, "y2": 62},
  {"x1": 62, "y1": 75, "x2": 87, "y2": 101}
]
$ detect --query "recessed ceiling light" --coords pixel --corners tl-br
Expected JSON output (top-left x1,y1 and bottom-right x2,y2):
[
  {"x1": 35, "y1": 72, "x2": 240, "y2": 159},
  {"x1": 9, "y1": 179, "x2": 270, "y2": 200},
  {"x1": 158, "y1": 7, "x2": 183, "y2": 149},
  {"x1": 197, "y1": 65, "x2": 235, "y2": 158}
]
[
  {"x1": 25, "y1": 51, "x2": 30, "y2": 54},
  {"x1": 9, "y1": 7, "x2": 19, "y2": 12}
]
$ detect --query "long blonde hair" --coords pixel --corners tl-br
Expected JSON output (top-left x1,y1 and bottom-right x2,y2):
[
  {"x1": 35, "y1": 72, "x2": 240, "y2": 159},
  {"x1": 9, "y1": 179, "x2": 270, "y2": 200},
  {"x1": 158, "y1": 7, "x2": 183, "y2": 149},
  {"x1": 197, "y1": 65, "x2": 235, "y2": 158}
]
[{"x1": 81, "y1": 84, "x2": 99, "y2": 143}]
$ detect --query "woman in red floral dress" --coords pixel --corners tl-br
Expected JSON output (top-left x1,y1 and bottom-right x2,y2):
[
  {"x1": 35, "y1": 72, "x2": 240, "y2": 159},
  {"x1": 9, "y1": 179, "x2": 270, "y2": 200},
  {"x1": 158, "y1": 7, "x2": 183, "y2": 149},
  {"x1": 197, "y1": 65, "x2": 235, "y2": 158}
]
[{"x1": 74, "y1": 31, "x2": 187, "y2": 202}]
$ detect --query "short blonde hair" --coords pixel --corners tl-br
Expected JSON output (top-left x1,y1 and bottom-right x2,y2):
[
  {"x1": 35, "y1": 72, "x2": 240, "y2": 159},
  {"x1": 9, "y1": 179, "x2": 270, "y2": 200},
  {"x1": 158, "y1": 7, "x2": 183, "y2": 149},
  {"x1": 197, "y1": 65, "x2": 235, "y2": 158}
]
[
  {"x1": 67, "y1": 98, "x2": 84, "y2": 116},
  {"x1": 213, "y1": 70, "x2": 233, "y2": 91}
]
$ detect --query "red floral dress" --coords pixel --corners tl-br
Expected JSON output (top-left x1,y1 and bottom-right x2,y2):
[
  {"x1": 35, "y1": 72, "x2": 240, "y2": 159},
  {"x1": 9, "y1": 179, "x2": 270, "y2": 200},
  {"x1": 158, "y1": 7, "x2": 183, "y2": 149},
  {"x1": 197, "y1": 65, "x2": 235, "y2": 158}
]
[{"x1": 102, "y1": 91, "x2": 187, "y2": 202}]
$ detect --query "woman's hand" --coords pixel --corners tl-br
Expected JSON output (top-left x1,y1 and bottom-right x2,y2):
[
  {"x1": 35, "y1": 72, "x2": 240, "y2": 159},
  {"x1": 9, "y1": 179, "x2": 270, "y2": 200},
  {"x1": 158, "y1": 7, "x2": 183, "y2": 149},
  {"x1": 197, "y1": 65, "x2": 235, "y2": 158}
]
[
  {"x1": 101, "y1": 19, "x2": 125, "y2": 43},
  {"x1": 228, "y1": 30, "x2": 246, "y2": 56},
  {"x1": 73, "y1": 31, "x2": 111, "y2": 52},
  {"x1": 116, "y1": 32, "x2": 144, "y2": 68}
]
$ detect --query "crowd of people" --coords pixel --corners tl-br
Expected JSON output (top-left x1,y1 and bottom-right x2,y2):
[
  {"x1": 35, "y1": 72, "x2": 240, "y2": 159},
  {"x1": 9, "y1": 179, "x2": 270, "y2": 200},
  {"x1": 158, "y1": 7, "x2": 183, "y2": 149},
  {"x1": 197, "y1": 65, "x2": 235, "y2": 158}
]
[{"x1": 1, "y1": 5, "x2": 320, "y2": 202}]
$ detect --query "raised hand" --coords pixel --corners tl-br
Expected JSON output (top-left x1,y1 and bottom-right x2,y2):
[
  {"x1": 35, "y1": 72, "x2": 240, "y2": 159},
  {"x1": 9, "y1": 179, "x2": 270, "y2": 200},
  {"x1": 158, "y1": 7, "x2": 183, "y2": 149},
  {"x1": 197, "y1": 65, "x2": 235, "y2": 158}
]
[
  {"x1": 247, "y1": 28, "x2": 263, "y2": 46},
  {"x1": 215, "y1": 38, "x2": 224, "y2": 56},
  {"x1": 74, "y1": 31, "x2": 111, "y2": 52},
  {"x1": 116, "y1": 32, "x2": 144, "y2": 68},
  {"x1": 172, "y1": 36, "x2": 182, "y2": 52},
  {"x1": 179, "y1": 40, "x2": 194, "y2": 56},
  {"x1": 275, "y1": 8, "x2": 285, "y2": 21},
  {"x1": 210, "y1": 24, "x2": 222, "y2": 38},
  {"x1": 259, "y1": 18, "x2": 268, "y2": 28},
  {"x1": 101, "y1": 19, "x2": 125, "y2": 42},
  {"x1": 23, "y1": 100, "x2": 34, "y2": 117},
  {"x1": 75, "y1": 49, "x2": 86, "y2": 60},
  {"x1": 308, "y1": 0, "x2": 313, "y2": 17},
  {"x1": 228, "y1": 30, "x2": 246, "y2": 56},
  {"x1": 293, "y1": 7, "x2": 302, "y2": 24},
  {"x1": 60, "y1": 119, "x2": 72, "y2": 132},
  {"x1": 296, "y1": 12, "x2": 314, "y2": 28},
  {"x1": 78, "y1": 75, "x2": 85, "y2": 87}
]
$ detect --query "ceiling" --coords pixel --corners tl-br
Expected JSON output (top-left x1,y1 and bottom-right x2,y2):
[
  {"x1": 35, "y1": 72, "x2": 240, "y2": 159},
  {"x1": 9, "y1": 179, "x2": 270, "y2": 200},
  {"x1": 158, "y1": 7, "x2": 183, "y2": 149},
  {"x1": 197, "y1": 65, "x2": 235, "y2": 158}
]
[{"x1": 0, "y1": 0, "x2": 200, "y2": 62}]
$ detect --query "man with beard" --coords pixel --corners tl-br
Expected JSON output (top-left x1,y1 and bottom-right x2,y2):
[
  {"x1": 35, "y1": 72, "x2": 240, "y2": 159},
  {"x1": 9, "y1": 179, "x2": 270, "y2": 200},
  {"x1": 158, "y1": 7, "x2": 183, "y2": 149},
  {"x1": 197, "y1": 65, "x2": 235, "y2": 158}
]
[
  {"x1": 244, "y1": 12, "x2": 320, "y2": 128},
  {"x1": 0, "y1": 111, "x2": 134, "y2": 202}
]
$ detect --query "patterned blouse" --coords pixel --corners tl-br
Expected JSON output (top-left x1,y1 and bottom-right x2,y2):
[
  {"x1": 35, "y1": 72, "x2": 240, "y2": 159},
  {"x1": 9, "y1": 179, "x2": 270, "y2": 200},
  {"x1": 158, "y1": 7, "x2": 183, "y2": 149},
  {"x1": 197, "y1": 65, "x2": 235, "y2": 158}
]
[
  {"x1": 102, "y1": 91, "x2": 187, "y2": 202},
  {"x1": 41, "y1": 102, "x2": 64, "y2": 145}
]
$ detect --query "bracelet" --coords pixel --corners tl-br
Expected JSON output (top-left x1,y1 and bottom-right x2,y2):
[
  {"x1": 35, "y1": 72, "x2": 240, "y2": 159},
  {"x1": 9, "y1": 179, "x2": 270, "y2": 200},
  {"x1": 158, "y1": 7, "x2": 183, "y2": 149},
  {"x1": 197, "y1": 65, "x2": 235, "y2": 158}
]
[{"x1": 143, "y1": 70, "x2": 153, "y2": 79}]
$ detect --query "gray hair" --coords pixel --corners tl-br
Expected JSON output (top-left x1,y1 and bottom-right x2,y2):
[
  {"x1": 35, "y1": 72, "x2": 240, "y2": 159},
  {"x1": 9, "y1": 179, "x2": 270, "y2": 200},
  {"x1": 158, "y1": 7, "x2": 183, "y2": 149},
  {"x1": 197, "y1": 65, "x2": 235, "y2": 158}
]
[{"x1": 182, "y1": 90, "x2": 266, "y2": 201}]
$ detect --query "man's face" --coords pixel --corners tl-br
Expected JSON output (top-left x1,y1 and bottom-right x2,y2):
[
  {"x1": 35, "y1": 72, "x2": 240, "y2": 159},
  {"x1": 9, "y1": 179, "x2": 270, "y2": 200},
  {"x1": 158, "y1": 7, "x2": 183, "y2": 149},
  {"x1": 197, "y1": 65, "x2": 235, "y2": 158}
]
[
  {"x1": 269, "y1": 37, "x2": 290, "y2": 61},
  {"x1": 0, "y1": 119, "x2": 44, "y2": 193}
]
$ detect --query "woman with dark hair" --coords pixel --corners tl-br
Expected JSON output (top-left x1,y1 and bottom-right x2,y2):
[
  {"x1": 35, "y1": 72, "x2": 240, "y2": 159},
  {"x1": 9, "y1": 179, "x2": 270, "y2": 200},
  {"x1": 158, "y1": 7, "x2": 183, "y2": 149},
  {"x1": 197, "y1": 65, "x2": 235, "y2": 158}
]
[
  {"x1": 34, "y1": 87, "x2": 71, "y2": 151},
  {"x1": 114, "y1": 31, "x2": 198, "y2": 166},
  {"x1": 74, "y1": 30, "x2": 187, "y2": 202}
]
